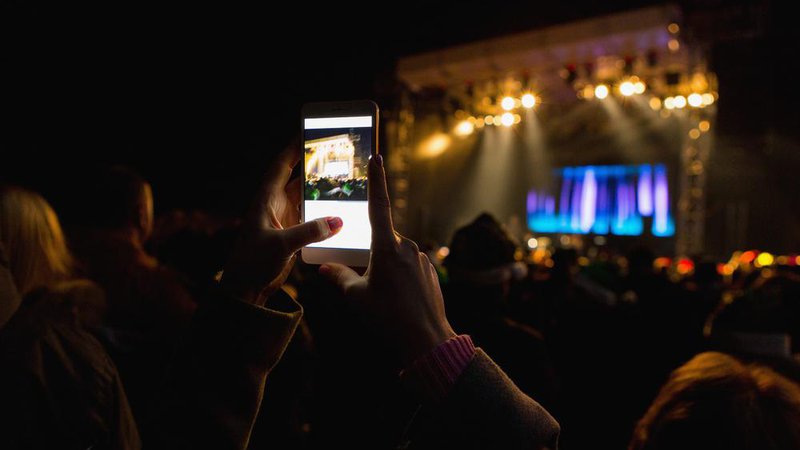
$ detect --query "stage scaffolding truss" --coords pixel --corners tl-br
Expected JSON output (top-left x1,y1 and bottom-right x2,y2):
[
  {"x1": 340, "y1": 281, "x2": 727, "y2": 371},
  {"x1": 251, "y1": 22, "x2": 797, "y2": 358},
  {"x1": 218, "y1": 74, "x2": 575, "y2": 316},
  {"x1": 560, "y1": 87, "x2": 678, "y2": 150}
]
[{"x1": 391, "y1": 4, "x2": 717, "y2": 256}]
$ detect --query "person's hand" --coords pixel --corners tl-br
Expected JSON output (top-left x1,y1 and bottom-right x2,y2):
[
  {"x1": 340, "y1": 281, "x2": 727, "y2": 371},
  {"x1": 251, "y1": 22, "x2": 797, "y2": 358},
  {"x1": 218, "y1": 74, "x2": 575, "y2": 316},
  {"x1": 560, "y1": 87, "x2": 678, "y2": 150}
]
[
  {"x1": 220, "y1": 144, "x2": 343, "y2": 305},
  {"x1": 319, "y1": 155, "x2": 456, "y2": 365}
]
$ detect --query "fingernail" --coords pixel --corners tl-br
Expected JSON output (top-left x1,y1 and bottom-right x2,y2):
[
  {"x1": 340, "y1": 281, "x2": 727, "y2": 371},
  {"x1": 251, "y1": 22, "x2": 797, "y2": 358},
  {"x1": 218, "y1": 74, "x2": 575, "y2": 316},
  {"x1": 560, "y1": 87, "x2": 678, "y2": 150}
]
[
  {"x1": 326, "y1": 216, "x2": 343, "y2": 235},
  {"x1": 375, "y1": 154, "x2": 383, "y2": 167},
  {"x1": 319, "y1": 264, "x2": 331, "y2": 275}
]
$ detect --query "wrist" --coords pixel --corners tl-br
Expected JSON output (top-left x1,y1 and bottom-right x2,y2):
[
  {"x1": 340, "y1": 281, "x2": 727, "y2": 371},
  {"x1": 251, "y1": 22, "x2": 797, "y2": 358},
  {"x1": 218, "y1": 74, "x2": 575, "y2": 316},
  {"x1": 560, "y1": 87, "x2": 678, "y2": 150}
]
[
  {"x1": 400, "y1": 334, "x2": 476, "y2": 403},
  {"x1": 400, "y1": 324, "x2": 457, "y2": 366}
]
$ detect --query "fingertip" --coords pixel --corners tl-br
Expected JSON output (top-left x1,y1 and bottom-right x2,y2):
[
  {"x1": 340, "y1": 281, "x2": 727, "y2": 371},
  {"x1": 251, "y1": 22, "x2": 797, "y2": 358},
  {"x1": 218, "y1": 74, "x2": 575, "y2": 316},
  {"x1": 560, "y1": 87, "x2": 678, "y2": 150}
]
[
  {"x1": 325, "y1": 216, "x2": 343, "y2": 235},
  {"x1": 318, "y1": 264, "x2": 331, "y2": 275}
]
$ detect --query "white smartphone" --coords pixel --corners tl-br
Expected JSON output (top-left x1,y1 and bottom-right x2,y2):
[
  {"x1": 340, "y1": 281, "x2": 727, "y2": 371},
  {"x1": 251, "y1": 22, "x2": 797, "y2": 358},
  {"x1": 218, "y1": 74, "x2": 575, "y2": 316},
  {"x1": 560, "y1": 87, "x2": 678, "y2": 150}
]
[{"x1": 300, "y1": 100, "x2": 378, "y2": 267}]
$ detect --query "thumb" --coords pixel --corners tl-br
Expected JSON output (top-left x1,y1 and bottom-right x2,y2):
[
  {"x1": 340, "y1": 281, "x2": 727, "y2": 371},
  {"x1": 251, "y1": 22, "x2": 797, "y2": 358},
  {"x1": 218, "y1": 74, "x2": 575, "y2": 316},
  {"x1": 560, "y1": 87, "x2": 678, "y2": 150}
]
[
  {"x1": 319, "y1": 263, "x2": 361, "y2": 295},
  {"x1": 282, "y1": 216, "x2": 343, "y2": 253}
]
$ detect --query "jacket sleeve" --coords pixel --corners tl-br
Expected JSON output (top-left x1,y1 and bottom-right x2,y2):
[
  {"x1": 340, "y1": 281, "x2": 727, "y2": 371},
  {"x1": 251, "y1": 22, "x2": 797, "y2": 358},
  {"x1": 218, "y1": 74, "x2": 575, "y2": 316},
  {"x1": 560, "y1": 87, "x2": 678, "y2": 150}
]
[
  {"x1": 144, "y1": 287, "x2": 303, "y2": 450},
  {"x1": 403, "y1": 348, "x2": 560, "y2": 450}
]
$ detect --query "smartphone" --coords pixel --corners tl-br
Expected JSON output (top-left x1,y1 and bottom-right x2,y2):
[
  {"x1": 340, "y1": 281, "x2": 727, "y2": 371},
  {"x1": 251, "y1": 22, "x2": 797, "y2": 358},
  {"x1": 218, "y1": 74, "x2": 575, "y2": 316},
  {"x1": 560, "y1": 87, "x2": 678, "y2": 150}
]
[{"x1": 300, "y1": 100, "x2": 378, "y2": 267}]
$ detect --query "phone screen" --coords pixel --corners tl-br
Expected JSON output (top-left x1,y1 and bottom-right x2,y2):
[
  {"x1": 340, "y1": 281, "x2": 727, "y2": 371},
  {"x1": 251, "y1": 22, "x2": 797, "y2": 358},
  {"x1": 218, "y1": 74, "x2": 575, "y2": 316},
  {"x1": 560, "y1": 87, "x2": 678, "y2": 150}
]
[{"x1": 303, "y1": 115, "x2": 373, "y2": 249}]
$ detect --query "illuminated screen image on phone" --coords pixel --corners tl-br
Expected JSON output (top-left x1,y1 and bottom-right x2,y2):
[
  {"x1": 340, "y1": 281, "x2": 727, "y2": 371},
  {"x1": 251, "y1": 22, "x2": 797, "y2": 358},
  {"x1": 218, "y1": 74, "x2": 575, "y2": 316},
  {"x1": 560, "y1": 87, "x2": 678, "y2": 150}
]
[{"x1": 304, "y1": 116, "x2": 373, "y2": 249}]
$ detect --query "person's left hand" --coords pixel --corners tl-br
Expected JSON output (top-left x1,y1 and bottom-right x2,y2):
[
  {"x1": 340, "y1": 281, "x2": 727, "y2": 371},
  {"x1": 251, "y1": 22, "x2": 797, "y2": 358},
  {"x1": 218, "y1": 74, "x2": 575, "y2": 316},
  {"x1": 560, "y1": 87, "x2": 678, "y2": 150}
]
[{"x1": 220, "y1": 143, "x2": 342, "y2": 305}]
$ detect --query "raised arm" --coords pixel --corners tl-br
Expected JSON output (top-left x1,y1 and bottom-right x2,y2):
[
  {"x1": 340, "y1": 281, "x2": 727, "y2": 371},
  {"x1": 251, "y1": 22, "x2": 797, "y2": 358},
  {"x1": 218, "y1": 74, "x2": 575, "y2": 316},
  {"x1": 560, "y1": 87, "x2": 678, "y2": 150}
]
[{"x1": 321, "y1": 155, "x2": 560, "y2": 449}]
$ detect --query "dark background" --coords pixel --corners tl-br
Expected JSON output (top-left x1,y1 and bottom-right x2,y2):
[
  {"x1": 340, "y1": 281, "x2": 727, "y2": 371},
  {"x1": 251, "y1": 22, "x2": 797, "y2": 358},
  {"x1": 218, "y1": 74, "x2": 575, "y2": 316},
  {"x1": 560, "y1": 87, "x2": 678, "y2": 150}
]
[{"x1": 2, "y1": 0, "x2": 799, "y2": 252}]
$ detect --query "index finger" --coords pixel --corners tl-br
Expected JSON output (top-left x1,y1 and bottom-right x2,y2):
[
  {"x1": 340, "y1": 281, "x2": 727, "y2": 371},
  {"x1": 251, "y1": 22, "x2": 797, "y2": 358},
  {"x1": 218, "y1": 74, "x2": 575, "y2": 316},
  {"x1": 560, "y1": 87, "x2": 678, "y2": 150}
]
[{"x1": 368, "y1": 154, "x2": 396, "y2": 250}]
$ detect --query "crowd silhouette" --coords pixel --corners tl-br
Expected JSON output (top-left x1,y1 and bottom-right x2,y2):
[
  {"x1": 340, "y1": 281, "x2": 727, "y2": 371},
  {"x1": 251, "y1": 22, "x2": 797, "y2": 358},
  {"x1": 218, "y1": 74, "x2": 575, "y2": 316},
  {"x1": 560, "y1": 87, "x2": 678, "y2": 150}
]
[{"x1": 1, "y1": 144, "x2": 799, "y2": 450}]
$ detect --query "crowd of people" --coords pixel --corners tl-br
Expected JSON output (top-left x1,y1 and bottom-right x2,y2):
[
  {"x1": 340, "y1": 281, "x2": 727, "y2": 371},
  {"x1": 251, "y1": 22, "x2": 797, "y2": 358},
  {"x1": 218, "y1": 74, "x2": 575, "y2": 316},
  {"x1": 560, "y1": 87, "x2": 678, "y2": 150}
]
[{"x1": 1, "y1": 144, "x2": 799, "y2": 449}]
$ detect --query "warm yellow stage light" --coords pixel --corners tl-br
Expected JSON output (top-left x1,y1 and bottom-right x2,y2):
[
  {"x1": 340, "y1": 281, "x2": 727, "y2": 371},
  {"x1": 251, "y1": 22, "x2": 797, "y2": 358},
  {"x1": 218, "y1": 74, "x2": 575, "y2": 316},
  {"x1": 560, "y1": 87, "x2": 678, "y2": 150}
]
[
  {"x1": 501, "y1": 96, "x2": 516, "y2": 111},
  {"x1": 521, "y1": 93, "x2": 536, "y2": 108},
  {"x1": 583, "y1": 84, "x2": 595, "y2": 99},
  {"x1": 689, "y1": 129, "x2": 701, "y2": 139},
  {"x1": 668, "y1": 39, "x2": 680, "y2": 52},
  {"x1": 702, "y1": 93, "x2": 715, "y2": 105},
  {"x1": 673, "y1": 95, "x2": 687, "y2": 108},
  {"x1": 756, "y1": 252, "x2": 775, "y2": 267},
  {"x1": 484, "y1": 115, "x2": 494, "y2": 125},
  {"x1": 649, "y1": 97, "x2": 662, "y2": 110},
  {"x1": 418, "y1": 133, "x2": 451, "y2": 158},
  {"x1": 668, "y1": 23, "x2": 680, "y2": 34},
  {"x1": 634, "y1": 81, "x2": 646, "y2": 94},
  {"x1": 619, "y1": 81, "x2": 635, "y2": 96},
  {"x1": 594, "y1": 84, "x2": 609, "y2": 99},
  {"x1": 664, "y1": 97, "x2": 675, "y2": 109},
  {"x1": 688, "y1": 93, "x2": 703, "y2": 107},
  {"x1": 500, "y1": 112, "x2": 514, "y2": 127},
  {"x1": 454, "y1": 120, "x2": 474, "y2": 136},
  {"x1": 698, "y1": 120, "x2": 710, "y2": 132}
]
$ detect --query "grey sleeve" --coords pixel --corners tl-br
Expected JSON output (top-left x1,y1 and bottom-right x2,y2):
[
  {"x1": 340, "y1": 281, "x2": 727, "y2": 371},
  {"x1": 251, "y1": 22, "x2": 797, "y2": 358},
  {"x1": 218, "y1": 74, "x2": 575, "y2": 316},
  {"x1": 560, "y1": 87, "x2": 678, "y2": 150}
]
[{"x1": 403, "y1": 349, "x2": 560, "y2": 450}]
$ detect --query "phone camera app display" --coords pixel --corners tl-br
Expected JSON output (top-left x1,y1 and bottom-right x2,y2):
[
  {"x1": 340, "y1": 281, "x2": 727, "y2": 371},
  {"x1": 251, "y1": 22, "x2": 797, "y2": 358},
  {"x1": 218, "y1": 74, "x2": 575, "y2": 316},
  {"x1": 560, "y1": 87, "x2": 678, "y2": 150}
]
[{"x1": 304, "y1": 116, "x2": 373, "y2": 249}]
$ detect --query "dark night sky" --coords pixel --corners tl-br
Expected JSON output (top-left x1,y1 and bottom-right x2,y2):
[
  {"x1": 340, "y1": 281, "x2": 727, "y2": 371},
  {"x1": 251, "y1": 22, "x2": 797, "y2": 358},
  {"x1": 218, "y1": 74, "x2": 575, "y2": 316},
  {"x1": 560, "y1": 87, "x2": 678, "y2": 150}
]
[{"x1": 2, "y1": 0, "x2": 797, "y2": 222}]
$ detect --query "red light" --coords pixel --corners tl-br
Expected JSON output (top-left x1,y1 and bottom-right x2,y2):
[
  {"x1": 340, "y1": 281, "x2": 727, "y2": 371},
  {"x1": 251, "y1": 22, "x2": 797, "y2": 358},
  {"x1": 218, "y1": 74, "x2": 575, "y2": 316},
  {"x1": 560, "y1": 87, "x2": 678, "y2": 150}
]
[
  {"x1": 676, "y1": 258, "x2": 694, "y2": 275},
  {"x1": 740, "y1": 250, "x2": 757, "y2": 264}
]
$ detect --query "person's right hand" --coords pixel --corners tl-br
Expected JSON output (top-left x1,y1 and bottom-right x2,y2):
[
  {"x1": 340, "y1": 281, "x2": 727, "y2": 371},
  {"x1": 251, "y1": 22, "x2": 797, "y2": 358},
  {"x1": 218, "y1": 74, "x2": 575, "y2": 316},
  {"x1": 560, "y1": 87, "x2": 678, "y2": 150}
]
[{"x1": 319, "y1": 155, "x2": 456, "y2": 365}]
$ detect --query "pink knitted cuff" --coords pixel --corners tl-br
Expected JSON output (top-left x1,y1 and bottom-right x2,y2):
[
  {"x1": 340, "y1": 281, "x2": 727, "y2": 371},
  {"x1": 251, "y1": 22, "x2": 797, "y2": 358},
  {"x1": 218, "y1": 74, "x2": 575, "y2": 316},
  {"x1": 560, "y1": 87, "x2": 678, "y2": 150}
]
[{"x1": 400, "y1": 335, "x2": 476, "y2": 403}]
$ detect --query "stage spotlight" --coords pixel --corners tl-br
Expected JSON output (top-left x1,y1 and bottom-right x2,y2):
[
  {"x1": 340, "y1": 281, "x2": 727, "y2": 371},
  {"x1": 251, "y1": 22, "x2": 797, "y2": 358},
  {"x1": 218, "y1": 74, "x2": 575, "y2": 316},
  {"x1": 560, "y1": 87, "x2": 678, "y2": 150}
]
[
  {"x1": 668, "y1": 39, "x2": 680, "y2": 52},
  {"x1": 521, "y1": 93, "x2": 536, "y2": 108},
  {"x1": 513, "y1": 114, "x2": 521, "y2": 124},
  {"x1": 583, "y1": 84, "x2": 595, "y2": 99},
  {"x1": 699, "y1": 120, "x2": 710, "y2": 132},
  {"x1": 484, "y1": 115, "x2": 494, "y2": 125},
  {"x1": 475, "y1": 117, "x2": 485, "y2": 128},
  {"x1": 664, "y1": 96, "x2": 675, "y2": 109},
  {"x1": 689, "y1": 128, "x2": 701, "y2": 139},
  {"x1": 649, "y1": 97, "x2": 662, "y2": 110},
  {"x1": 500, "y1": 112, "x2": 514, "y2": 127},
  {"x1": 673, "y1": 95, "x2": 687, "y2": 108},
  {"x1": 454, "y1": 119, "x2": 474, "y2": 136},
  {"x1": 668, "y1": 23, "x2": 680, "y2": 34},
  {"x1": 619, "y1": 81, "x2": 635, "y2": 96},
  {"x1": 501, "y1": 96, "x2": 516, "y2": 111},
  {"x1": 688, "y1": 93, "x2": 703, "y2": 107},
  {"x1": 634, "y1": 81, "x2": 646, "y2": 94},
  {"x1": 418, "y1": 132, "x2": 451, "y2": 158},
  {"x1": 594, "y1": 84, "x2": 609, "y2": 99},
  {"x1": 527, "y1": 238, "x2": 538, "y2": 249},
  {"x1": 756, "y1": 252, "x2": 774, "y2": 267},
  {"x1": 702, "y1": 93, "x2": 715, "y2": 105}
]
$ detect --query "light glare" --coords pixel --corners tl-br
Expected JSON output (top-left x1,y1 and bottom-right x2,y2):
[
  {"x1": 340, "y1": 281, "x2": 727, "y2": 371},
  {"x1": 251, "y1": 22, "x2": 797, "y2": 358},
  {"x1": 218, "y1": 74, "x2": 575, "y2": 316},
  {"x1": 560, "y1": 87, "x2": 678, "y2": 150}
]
[
  {"x1": 595, "y1": 84, "x2": 609, "y2": 99},
  {"x1": 521, "y1": 93, "x2": 536, "y2": 108},
  {"x1": 619, "y1": 81, "x2": 635, "y2": 96}
]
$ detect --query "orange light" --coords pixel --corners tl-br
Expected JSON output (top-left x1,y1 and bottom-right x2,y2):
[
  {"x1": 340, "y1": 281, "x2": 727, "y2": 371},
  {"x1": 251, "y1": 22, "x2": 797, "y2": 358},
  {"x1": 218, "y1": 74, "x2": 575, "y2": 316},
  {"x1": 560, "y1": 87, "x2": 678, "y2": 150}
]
[
  {"x1": 676, "y1": 258, "x2": 694, "y2": 275},
  {"x1": 740, "y1": 250, "x2": 757, "y2": 264},
  {"x1": 654, "y1": 257, "x2": 672, "y2": 269}
]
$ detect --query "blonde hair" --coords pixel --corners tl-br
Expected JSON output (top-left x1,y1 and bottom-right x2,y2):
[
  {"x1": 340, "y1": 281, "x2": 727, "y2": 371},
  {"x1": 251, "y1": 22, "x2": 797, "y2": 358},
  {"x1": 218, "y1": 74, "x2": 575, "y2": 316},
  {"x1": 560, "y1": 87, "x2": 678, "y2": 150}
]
[
  {"x1": 630, "y1": 351, "x2": 800, "y2": 450},
  {"x1": 0, "y1": 187, "x2": 73, "y2": 296}
]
